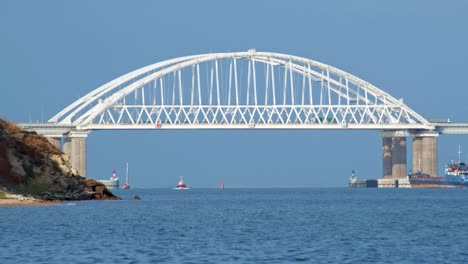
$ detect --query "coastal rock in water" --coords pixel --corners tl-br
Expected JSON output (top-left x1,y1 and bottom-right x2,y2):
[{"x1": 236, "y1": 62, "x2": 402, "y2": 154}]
[
  {"x1": 83, "y1": 179, "x2": 117, "y2": 200},
  {"x1": 0, "y1": 119, "x2": 119, "y2": 201}
]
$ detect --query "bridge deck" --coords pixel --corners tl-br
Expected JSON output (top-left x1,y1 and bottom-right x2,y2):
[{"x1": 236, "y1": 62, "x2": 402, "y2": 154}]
[{"x1": 17, "y1": 122, "x2": 468, "y2": 135}]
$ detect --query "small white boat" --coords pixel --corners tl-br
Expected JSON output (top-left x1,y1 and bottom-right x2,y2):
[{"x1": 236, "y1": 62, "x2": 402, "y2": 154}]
[{"x1": 174, "y1": 176, "x2": 189, "y2": 189}]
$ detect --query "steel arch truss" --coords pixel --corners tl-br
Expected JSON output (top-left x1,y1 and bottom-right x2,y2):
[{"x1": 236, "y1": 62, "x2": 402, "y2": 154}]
[{"x1": 50, "y1": 50, "x2": 433, "y2": 130}]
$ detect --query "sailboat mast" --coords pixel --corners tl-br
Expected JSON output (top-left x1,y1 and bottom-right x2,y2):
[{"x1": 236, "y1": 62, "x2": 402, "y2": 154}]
[{"x1": 126, "y1": 162, "x2": 129, "y2": 184}]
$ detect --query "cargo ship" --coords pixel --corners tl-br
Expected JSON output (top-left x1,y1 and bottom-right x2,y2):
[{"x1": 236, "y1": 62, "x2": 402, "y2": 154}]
[
  {"x1": 408, "y1": 166, "x2": 468, "y2": 188},
  {"x1": 443, "y1": 160, "x2": 468, "y2": 187},
  {"x1": 407, "y1": 171, "x2": 444, "y2": 188},
  {"x1": 409, "y1": 145, "x2": 468, "y2": 188}
]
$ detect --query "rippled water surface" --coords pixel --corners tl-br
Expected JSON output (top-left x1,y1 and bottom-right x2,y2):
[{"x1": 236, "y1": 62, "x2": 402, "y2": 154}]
[{"x1": 1, "y1": 188, "x2": 468, "y2": 263}]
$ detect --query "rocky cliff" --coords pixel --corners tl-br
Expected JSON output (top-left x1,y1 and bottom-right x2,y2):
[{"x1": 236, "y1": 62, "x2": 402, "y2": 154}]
[{"x1": 0, "y1": 119, "x2": 119, "y2": 201}]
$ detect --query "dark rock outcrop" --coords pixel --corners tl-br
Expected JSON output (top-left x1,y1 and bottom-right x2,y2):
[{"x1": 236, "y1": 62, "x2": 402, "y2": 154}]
[{"x1": 0, "y1": 119, "x2": 119, "y2": 201}]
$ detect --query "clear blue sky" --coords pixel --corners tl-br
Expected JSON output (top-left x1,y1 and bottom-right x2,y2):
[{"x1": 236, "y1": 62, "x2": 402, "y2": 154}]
[{"x1": 1, "y1": 0, "x2": 467, "y2": 188}]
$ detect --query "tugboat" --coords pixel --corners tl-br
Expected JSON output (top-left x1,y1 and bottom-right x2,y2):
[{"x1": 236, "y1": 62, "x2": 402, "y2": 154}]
[{"x1": 174, "y1": 176, "x2": 189, "y2": 189}]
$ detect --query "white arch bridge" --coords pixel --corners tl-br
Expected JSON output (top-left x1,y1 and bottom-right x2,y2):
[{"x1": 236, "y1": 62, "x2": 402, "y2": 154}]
[{"x1": 19, "y1": 50, "x2": 468, "y2": 181}]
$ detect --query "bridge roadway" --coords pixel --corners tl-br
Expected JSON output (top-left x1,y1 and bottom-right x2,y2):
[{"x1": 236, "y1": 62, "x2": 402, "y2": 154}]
[
  {"x1": 18, "y1": 121, "x2": 468, "y2": 134},
  {"x1": 432, "y1": 122, "x2": 468, "y2": 134}
]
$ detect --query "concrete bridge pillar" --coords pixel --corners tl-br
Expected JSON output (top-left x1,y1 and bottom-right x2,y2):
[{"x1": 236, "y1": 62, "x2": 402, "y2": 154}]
[
  {"x1": 392, "y1": 137, "x2": 407, "y2": 178},
  {"x1": 45, "y1": 136, "x2": 62, "y2": 150},
  {"x1": 382, "y1": 137, "x2": 393, "y2": 178},
  {"x1": 64, "y1": 130, "x2": 90, "y2": 177},
  {"x1": 381, "y1": 131, "x2": 408, "y2": 179},
  {"x1": 412, "y1": 137, "x2": 423, "y2": 172},
  {"x1": 412, "y1": 132, "x2": 438, "y2": 176}
]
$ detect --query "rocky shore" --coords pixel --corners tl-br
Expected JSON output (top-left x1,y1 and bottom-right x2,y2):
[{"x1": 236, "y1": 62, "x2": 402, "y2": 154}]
[{"x1": 0, "y1": 119, "x2": 119, "y2": 205}]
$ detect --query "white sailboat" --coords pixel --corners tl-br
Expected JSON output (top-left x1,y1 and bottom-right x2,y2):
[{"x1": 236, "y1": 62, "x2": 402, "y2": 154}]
[{"x1": 122, "y1": 162, "x2": 130, "y2": 189}]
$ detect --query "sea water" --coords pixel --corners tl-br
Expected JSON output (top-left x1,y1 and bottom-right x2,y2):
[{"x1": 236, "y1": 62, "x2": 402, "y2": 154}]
[{"x1": 1, "y1": 188, "x2": 468, "y2": 263}]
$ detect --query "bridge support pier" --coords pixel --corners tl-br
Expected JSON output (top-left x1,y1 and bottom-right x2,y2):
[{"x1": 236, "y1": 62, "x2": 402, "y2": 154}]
[
  {"x1": 382, "y1": 137, "x2": 393, "y2": 178},
  {"x1": 412, "y1": 132, "x2": 438, "y2": 176},
  {"x1": 392, "y1": 136, "x2": 407, "y2": 178},
  {"x1": 64, "y1": 130, "x2": 90, "y2": 178},
  {"x1": 382, "y1": 131, "x2": 407, "y2": 179},
  {"x1": 45, "y1": 136, "x2": 62, "y2": 151}
]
